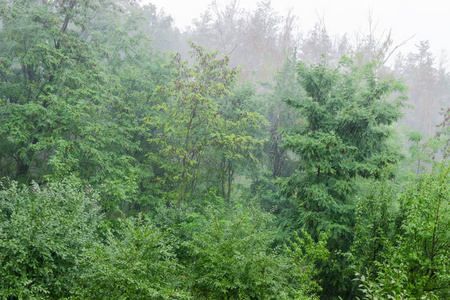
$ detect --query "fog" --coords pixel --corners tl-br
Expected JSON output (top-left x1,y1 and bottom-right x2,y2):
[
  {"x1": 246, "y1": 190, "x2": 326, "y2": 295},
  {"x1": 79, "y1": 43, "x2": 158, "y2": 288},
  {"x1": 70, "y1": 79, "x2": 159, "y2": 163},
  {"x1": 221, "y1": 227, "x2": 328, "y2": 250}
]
[
  {"x1": 149, "y1": 0, "x2": 450, "y2": 60},
  {"x1": 143, "y1": 0, "x2": 449, "y2": 138}
]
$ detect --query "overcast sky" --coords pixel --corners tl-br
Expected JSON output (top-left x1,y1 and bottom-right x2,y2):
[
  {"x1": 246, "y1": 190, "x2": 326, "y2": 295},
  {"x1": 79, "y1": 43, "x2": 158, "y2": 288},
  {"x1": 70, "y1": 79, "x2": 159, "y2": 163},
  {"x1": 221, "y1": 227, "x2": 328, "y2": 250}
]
[{"x1": 146, "y1": 0, "x2": 450, "y2": 62}]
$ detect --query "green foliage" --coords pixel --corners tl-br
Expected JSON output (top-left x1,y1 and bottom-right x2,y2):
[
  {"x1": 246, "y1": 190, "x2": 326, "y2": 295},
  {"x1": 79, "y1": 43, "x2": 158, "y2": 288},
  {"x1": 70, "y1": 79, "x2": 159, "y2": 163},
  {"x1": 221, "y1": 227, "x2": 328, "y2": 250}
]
[
  {"x1": 436, "y1": 107, "x2": 450, "y2": 158},
  {"x1": 356, "y1": 262, "x2": 441, "y2": 300},
  {"x1": 407, "y1": 130, "x2": 428, "y2": 175},
  {"x1": 354, "y1": 162, "x2": 450, "y2": 299},
  {"x1": 179, "y1": 204, "x2": 329, "y2": 299},
  {"x1": 394, "y1": 161, "x2": 450, "y2": 297},
  {"x1": 284, "y1": 230, "x2": 330, "y2": 298},
  {"x1": 405, "y1": 130, "x2": 444, "y2": 175},
  {"x1": 204, "y1": 82, "x2": 268, "y2": 200},
  {"x1": 279, "y1": 57, "x2": 407, "y2": 298},
  {"x1": 0, "y1": 0, "x2": 179, "y2": 210},
  {"x1": 355, "y1": 264, "x2": 413, "y2": 300},
  {"x1": 347, "y1": 178, "x2": 400, "y2": 298},
  {"x1": 350, "y1": 179, "x2": 398, "y2": 276},
  {"x1": 0, "y1": 177, "x2": 100, "y2": 299},
  {"x1": 74, "y1": 215, "x2": 188, "y2": 299},
  {"x1": 0, "y1": 0, "x2": 109, "y2": 180},
  {"x1": 282, "y1": 57, "x2": 407, "y2": 243},
  {"x1": 148, "y1": 43, "x2": 266, "y2": 204},
  {"x1": 2, "y1": 1, "x2": 448, "y2": 299}
]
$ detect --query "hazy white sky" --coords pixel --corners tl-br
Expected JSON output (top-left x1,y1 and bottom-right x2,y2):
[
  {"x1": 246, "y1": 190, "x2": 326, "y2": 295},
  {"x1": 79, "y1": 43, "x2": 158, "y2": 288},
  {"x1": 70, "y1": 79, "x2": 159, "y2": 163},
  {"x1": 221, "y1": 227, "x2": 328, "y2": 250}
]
[{"x1": 146, "y1": 0, "x2": 450, "y2": 60}]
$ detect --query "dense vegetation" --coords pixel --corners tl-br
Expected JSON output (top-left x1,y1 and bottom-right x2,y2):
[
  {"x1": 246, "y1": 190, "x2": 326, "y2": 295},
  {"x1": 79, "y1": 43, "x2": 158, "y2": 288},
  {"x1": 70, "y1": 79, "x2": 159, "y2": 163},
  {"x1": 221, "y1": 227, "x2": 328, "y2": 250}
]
[{"x1": 0, "y1": 0, "x2": 449, "y2": 299}]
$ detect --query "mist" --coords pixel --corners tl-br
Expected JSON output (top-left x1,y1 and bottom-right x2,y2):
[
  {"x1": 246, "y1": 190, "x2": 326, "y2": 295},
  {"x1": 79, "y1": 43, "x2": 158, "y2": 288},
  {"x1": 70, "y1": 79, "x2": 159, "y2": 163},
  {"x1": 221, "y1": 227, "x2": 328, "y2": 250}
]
[{"x1": 0, "y1": 0, "x2": 448, "y2": 299}]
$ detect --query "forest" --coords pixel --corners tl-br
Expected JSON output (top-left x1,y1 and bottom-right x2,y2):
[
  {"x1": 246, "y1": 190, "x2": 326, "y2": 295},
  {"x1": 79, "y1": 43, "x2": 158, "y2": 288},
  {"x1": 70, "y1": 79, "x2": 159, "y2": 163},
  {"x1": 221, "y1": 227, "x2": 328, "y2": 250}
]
[{"x1": 0, "y1": 0, "x2": 449, "y2": 299}]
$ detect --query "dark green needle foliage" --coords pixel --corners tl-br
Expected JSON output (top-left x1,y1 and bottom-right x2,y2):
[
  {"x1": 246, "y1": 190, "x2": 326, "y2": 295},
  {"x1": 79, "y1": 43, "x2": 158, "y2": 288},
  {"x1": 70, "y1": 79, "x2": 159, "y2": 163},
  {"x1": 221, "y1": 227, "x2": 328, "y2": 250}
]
[
  {"x1": 279, "y1": 57, "x2": 407, "y2": 298},
  {"x1": 282, "y1": 57, "x2": 407, "y2": 245}
]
